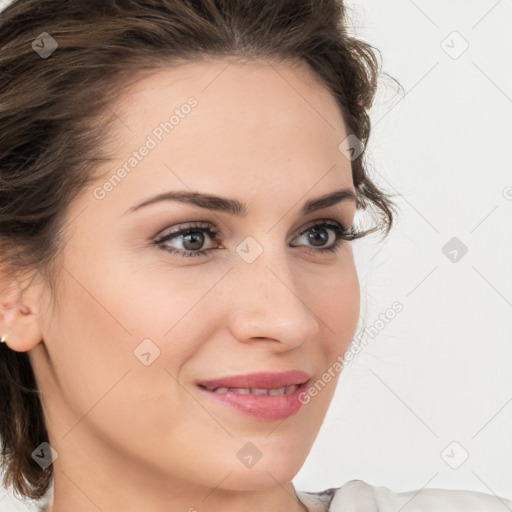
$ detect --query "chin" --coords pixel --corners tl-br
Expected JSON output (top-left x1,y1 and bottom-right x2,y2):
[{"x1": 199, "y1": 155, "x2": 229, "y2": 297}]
[
  {"x1": 220, "y1": 463, "x2": 303, "y2": 491},
  {"x1": 215, "y1": 447, "x2": 307, "y2": 491}
]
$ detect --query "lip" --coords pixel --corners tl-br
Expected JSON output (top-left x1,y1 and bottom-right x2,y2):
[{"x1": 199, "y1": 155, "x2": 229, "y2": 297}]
[
  {"x1": 197, "y1": 370, "x2": 312, "y2": 421},
  {"x1": 197, "y1": 370, "x2": 311, "y2": 389}
]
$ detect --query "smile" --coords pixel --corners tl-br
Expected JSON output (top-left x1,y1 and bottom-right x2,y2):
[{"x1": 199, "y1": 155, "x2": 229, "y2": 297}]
[{"x1": 197, "y1": 372, "x2": 311, "y2": 421}]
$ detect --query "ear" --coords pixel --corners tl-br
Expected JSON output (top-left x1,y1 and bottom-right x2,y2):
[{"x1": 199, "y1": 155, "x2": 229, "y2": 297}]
[{"x1": 0, "y1": 272, "x2": 45, "y2": 352}]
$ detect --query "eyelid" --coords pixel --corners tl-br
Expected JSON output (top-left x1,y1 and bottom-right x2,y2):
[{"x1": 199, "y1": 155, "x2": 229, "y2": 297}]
[
  {"x1": 153, "y1": 221, "x2": 217, "y2": 239},
  {"x1": 295, "y1": 217, "x2": 351, "y2": 235}
]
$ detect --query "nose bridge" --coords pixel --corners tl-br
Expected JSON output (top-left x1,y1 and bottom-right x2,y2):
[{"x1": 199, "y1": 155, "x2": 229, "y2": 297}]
[
  {"x1": 236, "y1": 233, "x2": 296, "y2": 299},
  {"x1": 226, "y1": 241, "x2": 320, "y2": 346}
]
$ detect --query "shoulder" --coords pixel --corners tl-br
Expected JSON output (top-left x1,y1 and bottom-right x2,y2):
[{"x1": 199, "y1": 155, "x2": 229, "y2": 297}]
[{"x1": 297, "y1": 479, "x2": 512, "y2": 512}]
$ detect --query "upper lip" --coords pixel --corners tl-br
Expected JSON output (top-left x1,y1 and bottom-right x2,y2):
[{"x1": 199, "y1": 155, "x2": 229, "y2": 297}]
[{"x1": 198, "y1": 370, "x2": 312, "y2": 389}]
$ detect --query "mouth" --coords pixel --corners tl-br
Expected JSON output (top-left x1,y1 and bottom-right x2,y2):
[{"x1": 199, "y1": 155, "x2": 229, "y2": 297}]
[{"x1": 196, "y1": 370, "x2": 312, "y2": 421}]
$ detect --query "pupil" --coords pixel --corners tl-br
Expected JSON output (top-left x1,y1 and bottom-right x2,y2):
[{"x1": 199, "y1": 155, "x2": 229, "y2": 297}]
[
  {"x1": 184, "y1": 232, "x2": 204, "y2": 250},
  {"x1": 308, "y1": 228, "x2": 328, "y2": 246}
]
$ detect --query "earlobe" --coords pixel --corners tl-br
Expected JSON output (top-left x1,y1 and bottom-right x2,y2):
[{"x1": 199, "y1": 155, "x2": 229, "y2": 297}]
[{"x1": 0, "y1": 275, "x2": 44, "y2": 352}]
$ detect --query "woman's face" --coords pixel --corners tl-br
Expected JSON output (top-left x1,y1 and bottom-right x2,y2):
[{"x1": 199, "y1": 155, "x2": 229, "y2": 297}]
[{"x1": 30, "y1": 59, "x2": 360, "y2": 501}]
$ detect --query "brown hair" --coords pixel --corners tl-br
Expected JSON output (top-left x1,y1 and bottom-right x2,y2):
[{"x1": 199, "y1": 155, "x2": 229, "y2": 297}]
[{"x1": 0, "y1": 0, "x2": 399, "y2": 503}]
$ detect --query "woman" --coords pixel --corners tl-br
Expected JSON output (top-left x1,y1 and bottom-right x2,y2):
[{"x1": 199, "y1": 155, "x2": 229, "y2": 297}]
[{"x1": 0, "y1": 1, "x2": 510, "y2": 511}]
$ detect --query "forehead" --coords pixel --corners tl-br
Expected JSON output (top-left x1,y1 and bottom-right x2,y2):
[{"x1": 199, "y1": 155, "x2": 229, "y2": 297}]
[
  {"x1": 105, "y1": 59, "x2": 350, "y2": 175},
  {"x1": 111, "y1": 58, "x2": 347, "y2": 149},
  {"x1": 117, "y1": 58, "x2": 344, "y2": 121},
  {"x1": 75, "y1": 59, "x2": 354, "y2": 225}
]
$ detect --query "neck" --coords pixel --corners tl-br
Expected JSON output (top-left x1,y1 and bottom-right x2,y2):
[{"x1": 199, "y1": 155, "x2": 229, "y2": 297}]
[
  {"x1": 46, "y1": 471, "x2": 308, "y2": 512},
  {"x1": 43, "y1": 431, "x2": 308, "y2": 512}
]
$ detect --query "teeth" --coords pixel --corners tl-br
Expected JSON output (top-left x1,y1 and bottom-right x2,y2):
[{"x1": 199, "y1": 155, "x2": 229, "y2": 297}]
[
  {"x1": 204, "y1": 384, "x2": 299, "y2": 395},
  {"x1": 231, "y1": 388, "x2": 251, "y2": 394},
  {"x1": 252, "y1": 388, "x2": 269, "y2": 395}
]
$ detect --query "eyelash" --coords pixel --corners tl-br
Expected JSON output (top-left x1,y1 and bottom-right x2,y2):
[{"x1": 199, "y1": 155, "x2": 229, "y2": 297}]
[{"x1": 153, "y1": 220, "x2": 361, "y2": 258}]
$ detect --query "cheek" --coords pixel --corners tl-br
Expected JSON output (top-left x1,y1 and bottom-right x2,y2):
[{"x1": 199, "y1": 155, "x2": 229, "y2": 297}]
[
  {"x1": 108, "y1": 255, "x2": 231, "y2": 337},
  {"x1": 43, "y1": 268, "x2": 192, "y2": 432},
  {"x1": 294, "y1": 254, "x2": 360, "y2": 407},
  {"x1": 309, "y1": 255, "x2": 360, "y2": 353},
  {"x1": 45, "y1": 276, "x2": 201, "y2": 467},
  {"x1": 47, "y1": 251, "x2": 229, "y2": 404}
]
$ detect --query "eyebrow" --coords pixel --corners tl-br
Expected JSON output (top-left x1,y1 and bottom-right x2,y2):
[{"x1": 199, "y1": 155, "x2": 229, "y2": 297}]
[{"x1": 125, "y1": 188, "x2": 357, "y2": 217}]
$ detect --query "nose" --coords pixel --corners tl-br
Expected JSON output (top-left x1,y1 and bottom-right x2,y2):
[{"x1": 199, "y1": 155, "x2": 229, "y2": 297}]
[{"x1": 225, "y1": 248, "x2": 320, "y2": 351}]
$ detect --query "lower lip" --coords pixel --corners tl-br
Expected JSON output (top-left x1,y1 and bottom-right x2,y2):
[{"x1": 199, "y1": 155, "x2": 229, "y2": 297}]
[{"x1": 198, "y1": 383, "x2": 308, "y2": 421}]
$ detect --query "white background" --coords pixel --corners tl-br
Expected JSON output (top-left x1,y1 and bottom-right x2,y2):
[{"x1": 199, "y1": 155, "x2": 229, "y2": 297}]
[{"x1": 1, "y1": 0, "x2": 511, "y2": 510}]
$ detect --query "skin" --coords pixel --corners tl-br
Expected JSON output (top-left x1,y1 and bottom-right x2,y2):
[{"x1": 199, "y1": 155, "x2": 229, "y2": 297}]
[{"x1": 0, "y1": 59, "x2": 360, "y2": 512}]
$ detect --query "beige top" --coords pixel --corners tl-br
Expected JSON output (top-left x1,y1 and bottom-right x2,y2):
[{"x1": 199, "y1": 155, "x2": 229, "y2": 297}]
[{"x1": 296, "y1": 479, "x2": 512, "y2": 511}]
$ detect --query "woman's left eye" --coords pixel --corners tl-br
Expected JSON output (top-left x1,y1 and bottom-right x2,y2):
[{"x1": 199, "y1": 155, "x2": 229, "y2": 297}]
[
  {"x1": 153, "y1": 220, "x2": 359, "y2": 258},
  {"x1": 291, "y1": 221, "x2": 358, "y2": 254}
]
